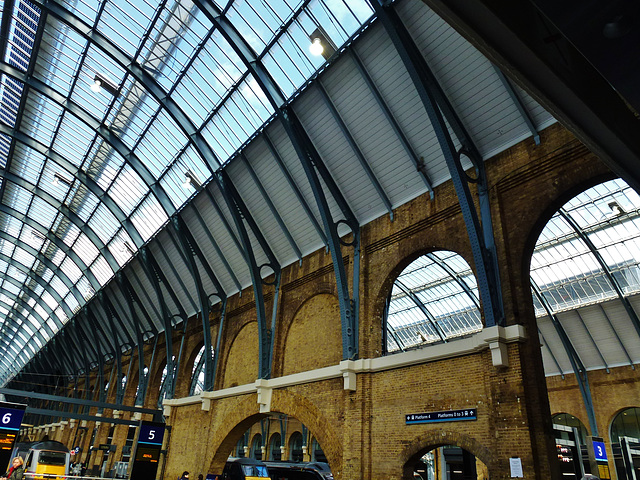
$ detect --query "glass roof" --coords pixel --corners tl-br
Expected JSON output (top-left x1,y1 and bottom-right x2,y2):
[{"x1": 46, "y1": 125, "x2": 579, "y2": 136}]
[
  {"x1": 0, "y1": 0, "x2": 374, "y2": 374},
  {"x1": 385, "y1": 179, "x2": 640, "y2": 355},
  {"x1": 531, "y1": 178, "x2": 640, "y2": 315},
  {"x1": 385, "y1": 251, "x2": 482, "y2": 353}
]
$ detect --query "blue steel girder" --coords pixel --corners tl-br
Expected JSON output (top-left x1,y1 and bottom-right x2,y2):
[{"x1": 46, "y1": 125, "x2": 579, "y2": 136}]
[
  {"x1": 189, "y1": 0, "x2": 361, "y2": 360},
  {"x1": 217, "y1": 170, "x2": 281, "y2": 379},
  {"x1": 0, "y1": 121, "x2": 144, "y2": 247},
  {"x1": 99, "y1": 290, "x2": 135, "y2": 356},
  {"x1": 348, "y1": 49, "x2": 434, "y2": 196},
  {"x1": 84, "y1": 305, "x2": 118, "y2": 364},
  {"x1": 0, "y1": 60, "x2": 175, "y2": 219},
  {"x1": 532, "y1": 281, "x2": 598, "y2": 435},
  {"x1": 537, "y1": 327, "x2": 565, "y2": 379},
  {"x1": 369, "y1": 0, "x2": 505, "y2": 328},
  {"x1": 574, "y1": 309, "x2": 609, "y2": 373},
  {"x1": 0, "y1": 228, "x2": 88, "y2": 315},
  {"x1": 279, "y1": 108, "x2": 361, "y2": 360},
  {"x1": 0, "y1": 248, "x2": 74, "y2": 320},
  {"x1": 78, "y1": 311, "x2": 105, "y2": 403},
  {"x1": 0, "y1": 206, "x2": 102, "y2": 293},
  {"x1": 85, "y1": 304, "x2": 123, "y2": 405},
  {"x1": 597, "y1": 304, "x2": 634, "y2": 369},
  {"x1": 315, "y1": 80, "x2": 394, "y2": 220},
  {"x1": 171, "y1": 215, "x2": 215, "y2": 391},
  {"x1": 238, "y1": 153, "x2": 303, "y2": 263},
  {"x1": 559, "y1": 208, "x2": 640, "y2": 340},
  {"x1": 138, "y1": 246, "x2": 179, "y2": 400},
  {"x1": 261, "y1": 132, "x2": 328, "y2": 248},
  {"x1": 153, "y1": 236, "x2": 198, "y2": 313},
  {"x1": 115, "y1": 273, "x2": 154, "y2": 402},
  {"x1": 188, "y1": 0, "x2": 361, "y2": 360},
  {"x1": 128, "y1": 267, "x2": 163, "y2": 328},
  {"x1": 491, "y1": 66, "x2": 540, "y2": 145},
  {"x1": 187, "y1": 203, "x2": 242, "y2": 293}
]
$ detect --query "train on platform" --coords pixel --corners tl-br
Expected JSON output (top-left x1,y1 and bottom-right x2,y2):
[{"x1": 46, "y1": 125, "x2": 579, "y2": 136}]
[{"x1": 13, "y1": 440, "x2": 70, "y2": 479}]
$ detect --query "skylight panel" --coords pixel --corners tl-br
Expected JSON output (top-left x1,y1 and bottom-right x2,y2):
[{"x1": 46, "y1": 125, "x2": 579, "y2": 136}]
[
  {"x1": 98, "y1": 0, "x2": 157, "y2": 58},
  {"x1": 5, "y1": 182, "x2": 33, "y2": 215},
  {"x1": 68, "y1": 184, "x2": 99, "y2": 223},
  {"x1": 130, "y1": 196, "x2": 169, "y2": 242},
  {"x1": 55, "y1": 218, "x2": 81, "y2": 249},
  {"x1": 201, "y1": 75, "x2": 274, "y2": 160},
  {"x1": 88, "y1": 204, "x2": 120, "y2": 246},
  {"x1": 59, "y1": 0, "x2": 99, "y2": 26},
  {"x1": 227, "y1": 0, "x2": 297, "y2": 52},
  {"x1": 1, "y1": 214, "x2": 23, "y2": 238},
  {"x1": 10, "y1": 143, "x2": 45, "y2": 185},
  {"x1": 12, "y1": 246, "x2": 35, "y2": 270},
  {"x1": 0, "y1": 134, "x2": 11, "y2": 169},
  {"x1": 29, "y1": 195, "x2": 59, "y2": 229},
  {"x1": 53, "y1": 111, "x2": 96, "y2": 167},
  {"x1": 90, "y1": 255, "x2": 114, "y2": 286},
  {"x1": 59, "y1": 257, "x2": 82, "y2": 284},
  {"x1": 0, "y1": 240, "x2": 15, "y2": 257},
  {"x1": 22, "y1": 91, "x2": 64, "y2": 146},
  {"x1": 160, "y1": 145, "x2": 211, "y2": 208},
  {"x1": 135, "y1": 109, "x2": 188, "y2": 179},
  {"x1": 140, "y1": 1, "x2": 202, "y2": 92},
  {"x1": 85, "y1": 141, "x2": 124, "y2": 191},
  {"x1": 35, "y1": 20, "x2": 86, "y2": 97},
  {"x1": 115, "y1": 82, "x2": 160, "y2": 150},
  {"x1": 49, "y1": 276, "x2": 70, "y2": 298},
  {"x1": 73, "y1": 232, "x2": 100, "y2": 266},
  {"x1": 108, "y1": 163, "x2": 148, "y2": 216}
]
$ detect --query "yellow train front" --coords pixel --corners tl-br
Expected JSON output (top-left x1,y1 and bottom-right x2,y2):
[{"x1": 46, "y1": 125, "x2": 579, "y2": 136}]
[{"x1": 24, "y1": 441, "x2": 70, "y2": 480}]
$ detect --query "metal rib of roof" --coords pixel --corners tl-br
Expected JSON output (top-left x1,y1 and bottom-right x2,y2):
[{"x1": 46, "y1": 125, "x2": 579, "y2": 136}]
[{"x1": 0, "y1": 0, "x2": 557, "y2": 385}]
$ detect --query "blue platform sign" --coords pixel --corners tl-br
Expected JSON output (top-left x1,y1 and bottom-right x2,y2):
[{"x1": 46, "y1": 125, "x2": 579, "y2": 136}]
[
  {"x1": 0, "y1": 404, "x2": 26, "y2": 431},
  {"x1": 406, "y1": 408, "x2": 477, "y2": 424},
  {"x1": 138, "y1": 422, "x2": 165, "y2": 446},
  {"x1": 593, "y1": 440, "x2": 607, "y2": 461}
]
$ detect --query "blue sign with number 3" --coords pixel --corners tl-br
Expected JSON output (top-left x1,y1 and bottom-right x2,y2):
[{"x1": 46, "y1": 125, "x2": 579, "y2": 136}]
[{"x1": 593, "y1": 440, "x2": 607, "y2": 461}]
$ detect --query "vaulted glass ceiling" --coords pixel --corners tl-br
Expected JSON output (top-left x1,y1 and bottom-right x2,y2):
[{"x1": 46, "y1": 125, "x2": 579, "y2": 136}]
[
  {"x1": 0, "y1": 0, "x2": 375, "y2": 378},
  {"x1": 385, "y1": 179, "x2": 640, "y2": 368}
]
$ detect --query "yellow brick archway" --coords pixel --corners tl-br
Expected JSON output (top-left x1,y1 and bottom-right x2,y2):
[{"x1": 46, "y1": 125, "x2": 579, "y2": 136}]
[{"x1": 205, "y1": 388, "x2": 343, "y2": 476}]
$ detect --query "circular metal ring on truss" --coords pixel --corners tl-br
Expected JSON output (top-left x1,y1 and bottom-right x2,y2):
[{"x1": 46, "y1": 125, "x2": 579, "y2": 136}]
[
  {"x1": 336, "y1": 219, "x2": 357, "y2": 247},
  {"x1": 260, "y1": 264, "x2": 278, "y2": 285}
]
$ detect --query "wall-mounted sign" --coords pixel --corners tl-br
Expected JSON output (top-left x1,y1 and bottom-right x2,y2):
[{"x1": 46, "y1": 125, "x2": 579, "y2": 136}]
[
  {"x1": 130, "y1": 422, "x2": 166, "y2": 480},
  {"x1": 0, "y1": 402, "x2": 26, "y2": 475},
  {"x1": 405, "y1": 408, "x2": 477, "y2": 424}
]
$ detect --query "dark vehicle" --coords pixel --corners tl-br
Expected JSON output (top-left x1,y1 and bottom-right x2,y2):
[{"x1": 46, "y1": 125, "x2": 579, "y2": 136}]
[
  {"x1": 263, "y1": 462, "x2": 333, "y2": 480},
  {"x1": 222, "y1": 457, "x2": 270, "y2": 480}
]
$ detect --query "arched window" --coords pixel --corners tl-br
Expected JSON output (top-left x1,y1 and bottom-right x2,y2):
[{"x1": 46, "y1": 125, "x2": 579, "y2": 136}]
[
  {"x1": 158, "y1": 357, "x2": 175, "y2": 407},
  {"x1": 532, "y1": 179, "x2": 640, "y2": 377},
  {"x1": 190, "y1": 346, "x2": 206, "y2": 395},
  {"x1": 289, "y1": 432, "x2": 303, "y2": 462},
  {"x1": 552, "y1": 413, "x2": 589, "y2": 445},
  {"x1": 311, "y1": 438, "x2": 326, "y2": 463},
  {"x1": 250, "y1": 434, "x2": 262, "y2": 460},
  {"x1": 269, "y1": 433, "x2": 281, "y2": 461},
  {"x1": 611, "y1": 407, "x2": 640, "y2": 442},
  {"x1": 235, "y1": 437, "x2": 246, "y2": 458},
  {"x1": 384, "y1": 251, "x2": 481, "y2": 354}
]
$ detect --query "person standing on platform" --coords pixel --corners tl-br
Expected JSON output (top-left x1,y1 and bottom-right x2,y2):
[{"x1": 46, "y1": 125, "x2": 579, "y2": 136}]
[{"x1": 1, "y1": 457, "x2": 25, "y2": 480}]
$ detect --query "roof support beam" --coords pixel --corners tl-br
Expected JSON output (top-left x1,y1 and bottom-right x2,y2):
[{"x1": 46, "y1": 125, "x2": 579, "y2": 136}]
[
  {"x1": 315, "y1": 80, "x2": 394, "y2": 220},
  {"x1": 192, "y1": 0, "x2": 360, "y2": 360},
  {"x1": 116, "y1": 272, "x2": 150, "y2": 406},
  {"x1": 559, "y1": 208, "x2": 640, "y2": 341},
  {"x1": 492, "y1": 65, "x2": 540, "y2": 145},
  {"x1": 370, "y1": 0, "x2": 505, "y2": 328},
  {"x1": 532, "y1": 281, "x2": 598, "y2": 435},
  {"x1": 217, "y1": 170, "x2": 281, "y2": 379},
  {"x1": 348, "y1": 50, "x2": 434, "y2": 197},
  {"x1": 537, "y1": 327, "x2": 564, "y2": 379},
  {"x1": 170, "y1": 216, "x2": 216, "y2": 391}
]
